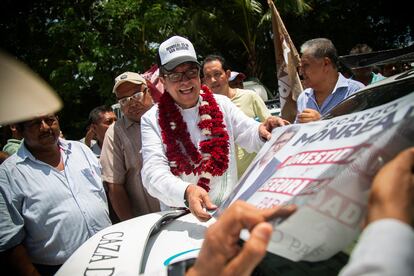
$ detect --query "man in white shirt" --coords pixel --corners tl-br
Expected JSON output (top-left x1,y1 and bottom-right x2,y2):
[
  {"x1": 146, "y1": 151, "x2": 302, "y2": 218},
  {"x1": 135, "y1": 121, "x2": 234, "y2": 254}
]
[{"x1": 141, "y1": 35, "x2": 286, "y2": 221}]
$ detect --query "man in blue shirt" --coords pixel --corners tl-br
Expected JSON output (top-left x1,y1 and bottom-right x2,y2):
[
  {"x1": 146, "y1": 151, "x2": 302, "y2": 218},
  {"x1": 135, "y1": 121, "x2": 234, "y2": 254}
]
[
  {"x1": 296, "y1": 38, "x2": 365, "y2": 123},
  {"x1": 0, "y1": 114, "x2": 111, "y2": 275}
]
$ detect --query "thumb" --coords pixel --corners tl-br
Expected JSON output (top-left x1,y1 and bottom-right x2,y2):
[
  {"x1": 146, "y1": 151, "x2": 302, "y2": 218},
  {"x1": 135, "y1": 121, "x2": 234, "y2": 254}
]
[{"x1": 223, "y1": 222, "x2": 272, "y2": 276}]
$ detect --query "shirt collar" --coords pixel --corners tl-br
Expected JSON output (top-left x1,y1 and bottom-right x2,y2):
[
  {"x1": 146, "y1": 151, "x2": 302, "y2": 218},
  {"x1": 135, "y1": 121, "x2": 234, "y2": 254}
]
[
  {"x1": 58, "y1": 138, "x2": 72, "y2": 155},
  {"x1": 123, "y1": 116, "x2": 136, "y2": 129},
  {"x1": 305, "y1": 72, "x2": 348, "y2": 98},
  {"x1": 15, "y1": 138, "x2": 69, "y2": 163},
  {"x1": 332, "y1": 73, "x2": 348, "y2": 93}
]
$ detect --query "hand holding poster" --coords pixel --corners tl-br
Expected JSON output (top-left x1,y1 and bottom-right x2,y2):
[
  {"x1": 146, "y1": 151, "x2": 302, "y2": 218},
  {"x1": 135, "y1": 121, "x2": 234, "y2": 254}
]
[{"x1": 218, "y1": 92, "x2": 414, "y2": 262}]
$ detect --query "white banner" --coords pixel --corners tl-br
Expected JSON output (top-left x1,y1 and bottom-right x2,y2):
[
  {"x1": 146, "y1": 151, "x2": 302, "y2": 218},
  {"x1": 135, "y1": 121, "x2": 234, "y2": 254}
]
[{"x1": 218, "y1": 92, "x2": 414, "y2": 261}]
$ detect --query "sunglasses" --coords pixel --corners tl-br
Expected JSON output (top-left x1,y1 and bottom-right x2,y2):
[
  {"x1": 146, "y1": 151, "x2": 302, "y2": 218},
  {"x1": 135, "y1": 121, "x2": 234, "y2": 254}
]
[{"x1": 118, "y1": 88, "x2": 147, "y2": 106}]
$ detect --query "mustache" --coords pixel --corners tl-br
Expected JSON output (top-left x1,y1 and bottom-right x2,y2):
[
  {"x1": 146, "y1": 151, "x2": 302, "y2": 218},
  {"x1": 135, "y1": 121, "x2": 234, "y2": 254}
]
[{"x1": 38, "y1": 130, "x2": 56, "y2": 138}]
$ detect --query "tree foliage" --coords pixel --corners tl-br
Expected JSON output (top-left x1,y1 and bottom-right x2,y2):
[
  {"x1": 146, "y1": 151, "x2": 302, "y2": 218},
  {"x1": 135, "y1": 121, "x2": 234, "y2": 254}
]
[{"x1": 1, "y1": 0, "x2": 412, "y2": 138}]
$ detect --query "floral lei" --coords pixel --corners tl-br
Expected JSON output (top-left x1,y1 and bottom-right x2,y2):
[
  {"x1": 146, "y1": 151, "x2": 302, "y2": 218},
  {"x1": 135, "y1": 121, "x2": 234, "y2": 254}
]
[{"x1": 158, "y1": 85, "x2": 230, "y2": 192}]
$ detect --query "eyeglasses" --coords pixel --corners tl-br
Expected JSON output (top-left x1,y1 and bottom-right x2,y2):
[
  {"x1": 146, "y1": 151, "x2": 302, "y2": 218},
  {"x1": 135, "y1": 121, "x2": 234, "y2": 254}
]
[
  {"x1": 164, "y1": 68, "x2": 200, "y2": 83},
  {"x1": 24, "y1": 115, "x2": 58, "y2": 129},
  {"x1": 118, "y1": 89, "x2": 147, "y2": 106}
]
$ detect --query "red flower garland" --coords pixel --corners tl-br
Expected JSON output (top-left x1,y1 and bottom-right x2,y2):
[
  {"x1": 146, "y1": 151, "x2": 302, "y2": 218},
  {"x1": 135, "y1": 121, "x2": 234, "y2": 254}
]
[{"x1": 158, "y1": 85, "x2": 230, "y2": 191}]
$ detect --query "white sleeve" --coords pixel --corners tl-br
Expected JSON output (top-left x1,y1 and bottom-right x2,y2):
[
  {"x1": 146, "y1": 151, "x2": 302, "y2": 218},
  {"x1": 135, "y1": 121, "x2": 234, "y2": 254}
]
[
  {"x1": 218, "y1": 95, "x2": 264, "y2": 153},
  {"x1": 340, "y1": 219, "x2": 414, "y2": 276},
  {"x1": 140, "y1": 106, "x2": 189, "y2": 207}
]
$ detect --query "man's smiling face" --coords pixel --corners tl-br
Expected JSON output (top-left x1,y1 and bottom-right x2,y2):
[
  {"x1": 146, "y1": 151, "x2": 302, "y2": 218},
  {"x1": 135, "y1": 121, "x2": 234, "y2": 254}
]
[{"x1": 161, "y1": 62, "x2": 201, "y2": 109}]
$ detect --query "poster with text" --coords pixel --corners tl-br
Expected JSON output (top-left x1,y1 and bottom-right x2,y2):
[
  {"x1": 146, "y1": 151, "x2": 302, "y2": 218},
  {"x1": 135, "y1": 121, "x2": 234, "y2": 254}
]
[{"x1": 218, "y1": 92, "x2": 414, "y2": 261}]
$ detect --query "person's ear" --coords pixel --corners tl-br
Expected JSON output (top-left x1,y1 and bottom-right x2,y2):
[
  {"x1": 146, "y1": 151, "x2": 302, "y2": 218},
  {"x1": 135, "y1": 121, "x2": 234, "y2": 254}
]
[
  {"x1": 90, "y1": 123, "x2": 97, "y2": 133},
  {"x1": 323, "y1": 57, "x2": 332, "y2": 67},
  {"x1": 225, "y1": 70, "x2": 231, "y2": 79}
]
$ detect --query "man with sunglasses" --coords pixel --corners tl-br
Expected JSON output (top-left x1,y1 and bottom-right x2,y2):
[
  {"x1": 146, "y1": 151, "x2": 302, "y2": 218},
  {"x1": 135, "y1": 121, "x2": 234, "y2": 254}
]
[
  {"x1": 100, "y1": 72, "x2": 160, "y2": 222},
  {"x1": 0, "y1": 114, "x2": 112, "y2": 275},
  {"x1": 141, "y1": 36, "x2": 286, "y2": 221}
]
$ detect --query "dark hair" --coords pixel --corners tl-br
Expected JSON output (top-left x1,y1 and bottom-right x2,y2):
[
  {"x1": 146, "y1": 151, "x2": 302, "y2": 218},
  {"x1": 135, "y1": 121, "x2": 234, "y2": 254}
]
[
  {"x1": 202, "y1": 54, "x2": 231, "y2": 72},
  {"x1": 88, "y1": 105, "x2": 113, "y2": 125},
  {"x1": 156, "y1": 52, "x2": 164, "y2": 74},
  {"x1": 350, "y1": 43, "x2": 373, "y2": 55}
]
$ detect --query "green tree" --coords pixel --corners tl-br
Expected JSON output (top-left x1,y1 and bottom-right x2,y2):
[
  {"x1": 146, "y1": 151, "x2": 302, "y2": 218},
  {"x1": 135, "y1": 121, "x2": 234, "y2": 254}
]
[
  {"x1": 1, "y1": 0, "x2": 412, "y2": 138},
  {"x1": 181, "y1": 0, "x2": 310, "y2": 78},
  {"x1": 1, "y1": 0, "x2": 186, "y2": 138}
]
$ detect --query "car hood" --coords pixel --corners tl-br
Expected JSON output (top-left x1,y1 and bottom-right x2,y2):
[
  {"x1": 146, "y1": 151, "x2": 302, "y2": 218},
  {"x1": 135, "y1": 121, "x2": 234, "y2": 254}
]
[{"x1": 56, "y1": 210, "x2": 214, "y2": 275}]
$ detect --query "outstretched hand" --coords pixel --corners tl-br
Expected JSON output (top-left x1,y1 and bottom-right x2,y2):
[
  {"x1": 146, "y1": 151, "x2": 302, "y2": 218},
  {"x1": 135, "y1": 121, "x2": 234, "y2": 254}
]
[
  {"x1": 187, "y1": 201, "x2": 297, "y2": 276},
  {"x1": 185, "y1": 184, "x2": 217, "y2": 222},
  {"x1": 259, "y1": 116, "x2": 289, "y2": 141}
]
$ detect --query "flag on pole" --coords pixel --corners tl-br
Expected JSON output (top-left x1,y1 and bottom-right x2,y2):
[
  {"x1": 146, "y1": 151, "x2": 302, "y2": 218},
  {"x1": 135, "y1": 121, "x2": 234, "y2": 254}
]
[{"x1": 267, "y1": 0, "x2": 303, "y2": 123}]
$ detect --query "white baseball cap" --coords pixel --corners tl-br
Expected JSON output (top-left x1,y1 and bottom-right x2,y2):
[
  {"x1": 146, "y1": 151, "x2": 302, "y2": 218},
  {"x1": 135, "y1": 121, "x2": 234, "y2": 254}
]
[
  {"x1": 158, "y1": 36, "x2": 200, "y2": 71},
  {"x1": 113, "y1": 71, "x2": 146, "y2": 93}
]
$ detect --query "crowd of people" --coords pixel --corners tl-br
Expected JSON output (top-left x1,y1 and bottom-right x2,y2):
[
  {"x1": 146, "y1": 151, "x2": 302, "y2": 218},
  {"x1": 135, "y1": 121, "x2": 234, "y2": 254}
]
[{"x1": 0, "y1": 34, "x2": 412, "y2": 276}]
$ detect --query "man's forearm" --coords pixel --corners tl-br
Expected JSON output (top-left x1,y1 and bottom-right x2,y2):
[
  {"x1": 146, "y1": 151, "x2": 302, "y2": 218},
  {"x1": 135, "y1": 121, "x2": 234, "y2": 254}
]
[{"x1": 106, "y1": 182, "x2": 134, "y2": 221}]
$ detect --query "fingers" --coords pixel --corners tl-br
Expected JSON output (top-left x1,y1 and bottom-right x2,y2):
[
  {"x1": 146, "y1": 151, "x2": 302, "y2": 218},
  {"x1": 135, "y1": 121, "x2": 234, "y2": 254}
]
[
  {"x1": 191, "y1": 203, "x2": 212, "y2": 222},
  {"x1": 282, "y1": 119, "x2": 291, "y2": 125},
  {"x1": 187, "y1": 185, "x2": 215, "y2": 222},
  {"x1": 190, "y1": 202, "x2": 297, "y2": 276},
  {"x1": 201, "y1": 193, "x2": 217, "y2": 210},
  {"x1": 367, "y1": 147, "x2": 414, "y2": 225},
  {"x1": 259, "y1": 116, "x2": 286, "y2": 141},
  {"x1": 264, "y1": 204, "x2": 297, "y2": 222},
  {"x1": 267, "y1": 116, "x2": 286, "y2": 129},
  {"x1": 219, "y1": 201, "x2": 296, "y2": 234},
  {"x1": 390, "y1": 147, "x2": 414, "y2": 170},
  {"x1": 223, "y1": 222, "x2": 273, "y2": 276},
  {"x1": 218, "y1": 201, "x2": 267, "y2": 232},
  {"x1": 297, "y1": 108, "x2": 321, "y2": 123}
]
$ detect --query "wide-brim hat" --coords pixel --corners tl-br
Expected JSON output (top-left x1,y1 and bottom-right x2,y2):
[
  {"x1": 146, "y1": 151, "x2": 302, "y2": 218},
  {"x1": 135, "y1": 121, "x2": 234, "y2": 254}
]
[{"x1": 0, "y1": 51, "x2": 62, "y2": 125}]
